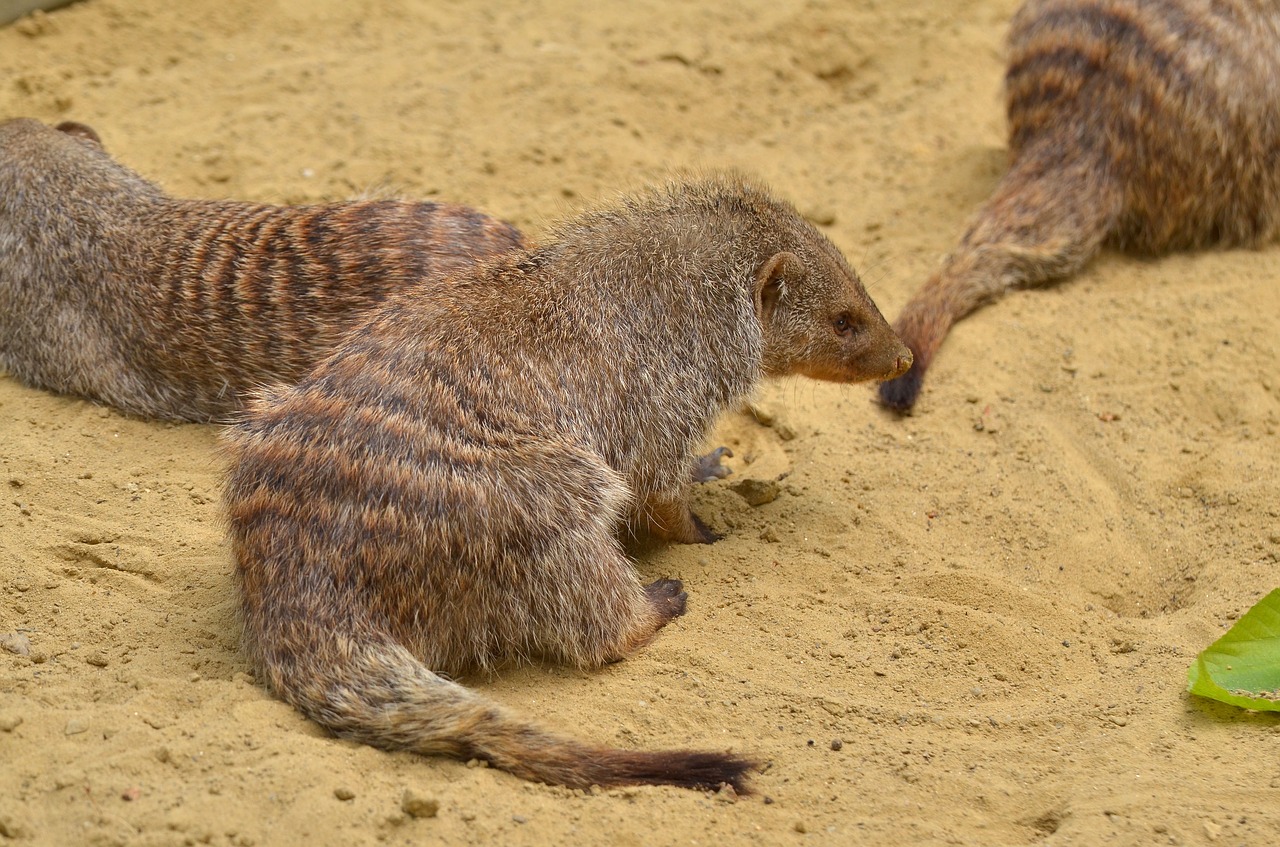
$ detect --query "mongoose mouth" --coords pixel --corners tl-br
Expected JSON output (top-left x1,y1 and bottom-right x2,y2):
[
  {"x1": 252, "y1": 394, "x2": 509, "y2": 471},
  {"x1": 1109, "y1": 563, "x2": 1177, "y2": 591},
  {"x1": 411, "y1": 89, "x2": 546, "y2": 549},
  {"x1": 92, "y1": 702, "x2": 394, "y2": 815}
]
[{"x1": 799, "y1": 347, "x2": 914, "y2": 384}]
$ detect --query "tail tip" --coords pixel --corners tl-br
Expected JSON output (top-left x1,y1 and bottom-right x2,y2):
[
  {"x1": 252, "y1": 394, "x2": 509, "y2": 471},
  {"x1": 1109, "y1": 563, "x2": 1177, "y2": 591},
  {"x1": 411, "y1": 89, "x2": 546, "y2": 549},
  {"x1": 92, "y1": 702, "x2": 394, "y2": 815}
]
[
  {"x1": 617, "y1": 749, "x2": 758, "y2": 794},
  {"x1": 685, "y1": 752, "x2": 757, "y2": 795},
  {"x1": 878, "y1": 364, "x2": 925, "y2": 413}
]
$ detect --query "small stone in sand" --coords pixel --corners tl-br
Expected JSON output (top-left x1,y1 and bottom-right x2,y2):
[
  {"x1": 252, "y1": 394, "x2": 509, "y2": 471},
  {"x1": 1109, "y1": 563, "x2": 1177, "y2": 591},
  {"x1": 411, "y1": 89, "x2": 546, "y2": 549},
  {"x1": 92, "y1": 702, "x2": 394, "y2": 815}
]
[
  {"x1": 731, "y1": 478, "x2": 780, "y2": 507},
  {"x1": 1, "y1": 632, "x2": 31, "y2": 656},
  {"x1": 401, "y1": 789, "x2": 439, "y2": 819}
]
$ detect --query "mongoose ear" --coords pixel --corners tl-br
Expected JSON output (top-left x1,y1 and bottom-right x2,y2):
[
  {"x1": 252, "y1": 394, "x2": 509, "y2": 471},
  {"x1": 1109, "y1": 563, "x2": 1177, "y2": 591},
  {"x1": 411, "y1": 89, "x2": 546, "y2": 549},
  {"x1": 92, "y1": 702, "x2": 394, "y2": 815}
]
[{"x1": 754, "y1": 251, "x2": 805, "y2": 319}]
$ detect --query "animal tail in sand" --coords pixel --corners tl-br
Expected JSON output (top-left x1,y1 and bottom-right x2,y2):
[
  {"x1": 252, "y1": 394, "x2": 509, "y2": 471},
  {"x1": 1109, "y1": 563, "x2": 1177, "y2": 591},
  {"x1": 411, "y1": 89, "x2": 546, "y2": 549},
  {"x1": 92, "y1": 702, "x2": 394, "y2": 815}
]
[
  {"x1": 877, "y1": 140, "x2": 1123, "y2": 412},
  {"x1": 252, "y1": 609, "x2": 756, "y2": 792}
]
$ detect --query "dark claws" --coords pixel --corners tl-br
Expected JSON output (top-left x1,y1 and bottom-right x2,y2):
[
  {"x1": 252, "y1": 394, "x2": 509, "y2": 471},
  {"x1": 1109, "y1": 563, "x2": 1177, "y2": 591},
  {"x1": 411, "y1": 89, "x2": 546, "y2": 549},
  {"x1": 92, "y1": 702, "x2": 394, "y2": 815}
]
[{"x1": 693, "y1": 446, "x2": 734, "y2": 483}]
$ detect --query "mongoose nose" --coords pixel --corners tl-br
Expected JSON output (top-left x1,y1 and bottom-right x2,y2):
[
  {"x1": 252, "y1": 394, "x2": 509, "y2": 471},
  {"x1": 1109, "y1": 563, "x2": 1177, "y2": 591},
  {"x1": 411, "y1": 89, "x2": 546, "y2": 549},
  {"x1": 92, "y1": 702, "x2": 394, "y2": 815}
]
[{"x1": 889, "y1": 349, "x2": 913, "y2": 379}]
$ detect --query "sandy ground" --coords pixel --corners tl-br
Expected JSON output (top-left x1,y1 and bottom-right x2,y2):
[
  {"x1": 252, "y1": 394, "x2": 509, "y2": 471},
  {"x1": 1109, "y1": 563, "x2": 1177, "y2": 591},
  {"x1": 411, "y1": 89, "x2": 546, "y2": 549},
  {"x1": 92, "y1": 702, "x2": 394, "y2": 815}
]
[{"x1": 1, "y1": 0, "x2": 1279, "y2": 844}]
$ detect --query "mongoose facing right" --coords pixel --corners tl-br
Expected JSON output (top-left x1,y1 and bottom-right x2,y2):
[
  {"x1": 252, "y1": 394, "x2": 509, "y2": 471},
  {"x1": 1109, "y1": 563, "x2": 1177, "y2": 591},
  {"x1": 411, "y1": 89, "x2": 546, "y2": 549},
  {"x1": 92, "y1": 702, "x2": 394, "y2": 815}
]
[
  {"x1": 879, "y1": 0, "x2": 1280, "y2": 411},
  {"x1": 224, "y1": 173, "x2": 911, "y2": 792},
  {"x1": 0, "y1": 117, "x2": 523, "y2": 421}
]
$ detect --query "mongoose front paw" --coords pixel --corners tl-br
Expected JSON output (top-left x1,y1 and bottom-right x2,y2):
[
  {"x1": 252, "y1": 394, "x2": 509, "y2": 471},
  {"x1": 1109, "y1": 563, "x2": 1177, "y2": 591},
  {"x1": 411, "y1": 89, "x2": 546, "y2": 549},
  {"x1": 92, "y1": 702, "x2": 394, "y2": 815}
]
[{"x1": 692, "y1": 446, "x2": 734, "y2": 483}]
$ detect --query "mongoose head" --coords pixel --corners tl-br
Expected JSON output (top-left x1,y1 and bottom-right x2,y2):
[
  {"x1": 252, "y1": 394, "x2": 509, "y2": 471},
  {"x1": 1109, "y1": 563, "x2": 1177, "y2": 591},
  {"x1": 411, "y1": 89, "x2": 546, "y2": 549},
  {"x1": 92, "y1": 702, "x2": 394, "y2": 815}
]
[{"x1": 754, "y1": 244, "x2": 912, "y2": 384}]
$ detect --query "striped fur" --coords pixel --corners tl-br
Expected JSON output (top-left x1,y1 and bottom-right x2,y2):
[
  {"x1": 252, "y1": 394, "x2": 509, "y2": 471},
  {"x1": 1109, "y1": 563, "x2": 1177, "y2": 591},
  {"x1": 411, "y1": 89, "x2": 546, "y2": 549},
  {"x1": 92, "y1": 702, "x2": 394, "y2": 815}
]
[
  {"x1": 0, "y1": 117, "x2": 523, "y2": 421},
  {"x1": 223, "y1": 173, "x2": 909, "y2": 792},
  {"x1": 879, "y1": 0, "x2": 1280, "y2": 411}
]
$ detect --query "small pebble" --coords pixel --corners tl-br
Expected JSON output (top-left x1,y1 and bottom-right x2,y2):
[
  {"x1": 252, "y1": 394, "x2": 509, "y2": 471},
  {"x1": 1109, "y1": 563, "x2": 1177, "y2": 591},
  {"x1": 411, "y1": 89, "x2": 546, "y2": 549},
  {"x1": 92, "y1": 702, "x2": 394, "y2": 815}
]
[
  {"x1": 85, "y1": 651, "x2": 109, "y2": 668},
  {"x1": 794, "y1": 821, "x2": 808, "y2": 834},
  {"x1": 730, "y1": 478, "x2": 780, "y2": 507},
  {"x1": 142, "y1": 714, "x2": 172, "y2": 730},
  {"x1": 830, "y1": 739, "x2": 843, "y2": 751},
  {"x1": 0, "y1": 714, "x2": 23, "y2": 732},
  {"x1": 0, "y1": 814, "x2": 28, "y2": 839},
  {"x1": 1, "y1": 632, "x2": 31, "y2": 657},
  {"x1": 747, "y1": 402, "x2": 776, "y2": 425},
  {"x1": 64, "y1": 718, "x2": 90, "y2": 736},
  {"x1": 401, "y1": 789, "x2": 439, "y2": 819},
  {"x1": 334, "y1": 787, "x2": 355, "y2": 801}
]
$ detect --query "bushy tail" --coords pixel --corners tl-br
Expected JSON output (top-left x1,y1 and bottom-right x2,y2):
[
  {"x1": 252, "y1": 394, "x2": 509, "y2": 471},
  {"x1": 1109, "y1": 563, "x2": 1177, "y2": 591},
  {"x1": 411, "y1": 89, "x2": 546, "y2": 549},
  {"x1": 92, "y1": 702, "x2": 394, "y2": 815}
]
[
  {"x1": 257, "y1": 623, "x2": 754, "y2": 793},
  {"x1": 879, "y1": 143, "x2": 1123, "y2": 412}
]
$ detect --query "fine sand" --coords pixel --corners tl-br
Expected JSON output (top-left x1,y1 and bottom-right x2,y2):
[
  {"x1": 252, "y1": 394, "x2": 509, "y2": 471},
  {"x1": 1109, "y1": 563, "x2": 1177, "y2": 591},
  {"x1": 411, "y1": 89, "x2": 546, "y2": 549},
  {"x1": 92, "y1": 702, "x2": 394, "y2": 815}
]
[{"x1": 1, "y1": 1, "x2": 1278, "y2": 844}]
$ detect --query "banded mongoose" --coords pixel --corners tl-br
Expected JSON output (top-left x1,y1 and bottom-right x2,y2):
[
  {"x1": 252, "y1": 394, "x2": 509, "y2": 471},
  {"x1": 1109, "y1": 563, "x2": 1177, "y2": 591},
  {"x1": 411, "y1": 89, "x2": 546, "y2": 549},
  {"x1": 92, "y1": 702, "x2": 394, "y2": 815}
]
[
  {"x1": 879, "y1": 0, "x2": 1280, "y2": 411},
  {"x1": 0, "y1": 117, "x2": 523, "y2": 420},
  {"x1": 223, "y1": 173, "x2": 912, "y2": 792}
]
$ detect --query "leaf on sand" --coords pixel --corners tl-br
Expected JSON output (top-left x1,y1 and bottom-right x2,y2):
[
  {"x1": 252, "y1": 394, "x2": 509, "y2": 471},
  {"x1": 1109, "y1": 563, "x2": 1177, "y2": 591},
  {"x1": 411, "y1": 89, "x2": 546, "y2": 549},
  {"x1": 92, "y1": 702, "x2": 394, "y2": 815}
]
[{"x1": 1187, "y1": 587, "x2": 1280, "y2": 711}]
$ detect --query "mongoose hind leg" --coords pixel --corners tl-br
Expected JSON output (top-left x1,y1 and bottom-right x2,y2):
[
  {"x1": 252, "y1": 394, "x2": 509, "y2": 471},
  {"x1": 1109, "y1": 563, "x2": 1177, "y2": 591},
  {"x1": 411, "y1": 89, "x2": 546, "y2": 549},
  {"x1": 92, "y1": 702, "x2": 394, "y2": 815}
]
[{"x1": 636, "y1": 490, "x2": 719, "y2": 545}]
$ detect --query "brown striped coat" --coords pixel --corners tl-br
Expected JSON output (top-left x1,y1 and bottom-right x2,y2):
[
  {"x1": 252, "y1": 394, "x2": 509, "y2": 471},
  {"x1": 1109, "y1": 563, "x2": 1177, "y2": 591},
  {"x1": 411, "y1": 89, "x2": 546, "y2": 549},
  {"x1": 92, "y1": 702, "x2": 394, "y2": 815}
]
[
  {"x1": 223, "y1": 174, "x2": 909, "y2": 792},
  {"x1": 0, "y1": 118, "x2": 523, "y2": 421},
  {"x1": 880, "y1": 0, "x2": 1280, "y2": 411}
]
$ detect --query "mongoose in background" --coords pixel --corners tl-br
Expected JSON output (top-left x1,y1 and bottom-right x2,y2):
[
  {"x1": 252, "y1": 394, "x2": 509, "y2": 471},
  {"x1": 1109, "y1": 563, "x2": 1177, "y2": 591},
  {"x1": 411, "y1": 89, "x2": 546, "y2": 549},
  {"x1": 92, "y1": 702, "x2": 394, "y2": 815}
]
[
  {"x1": 878, "y1": 0, "x2": 1280, "y2": 412},
  {"x1": 223, "y1": 173, "x2": 912, "y2": 792},
  {"x1": 0, "y1": 117, "x2": 524, "y2": 421}
]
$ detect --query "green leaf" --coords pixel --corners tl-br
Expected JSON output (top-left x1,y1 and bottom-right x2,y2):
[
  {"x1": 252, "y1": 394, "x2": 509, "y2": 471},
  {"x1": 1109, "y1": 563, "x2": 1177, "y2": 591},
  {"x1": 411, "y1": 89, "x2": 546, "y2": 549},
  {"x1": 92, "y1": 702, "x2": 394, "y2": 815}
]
[{"x1": 1187, "y1": 587, "x2": 1280, "y2": 711}]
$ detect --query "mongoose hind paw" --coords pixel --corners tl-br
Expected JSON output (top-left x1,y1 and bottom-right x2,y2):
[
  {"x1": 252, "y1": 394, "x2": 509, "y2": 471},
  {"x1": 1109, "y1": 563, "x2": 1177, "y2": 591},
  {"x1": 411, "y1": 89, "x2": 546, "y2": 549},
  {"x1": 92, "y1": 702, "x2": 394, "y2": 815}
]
[
  {"x1": 645, "y1": 578, "x2": 689, "y2": 621},
  {"x1": 689, "y1": 512, "x2": 721, "y2": 545}
]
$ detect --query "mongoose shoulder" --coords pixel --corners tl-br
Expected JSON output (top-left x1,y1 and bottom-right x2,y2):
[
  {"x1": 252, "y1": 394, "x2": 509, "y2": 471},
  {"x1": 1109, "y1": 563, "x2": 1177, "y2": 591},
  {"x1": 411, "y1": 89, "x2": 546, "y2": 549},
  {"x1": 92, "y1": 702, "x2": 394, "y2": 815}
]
[
  {"x1": 0, "y1": 117, "x2": 523, "y2": 421},
  {"x1": 222, "y1": 172, "x2": 910, "y2": 792},
  {"x1": 879, "y1": 0, "x2": 1280, "y2": 411}
]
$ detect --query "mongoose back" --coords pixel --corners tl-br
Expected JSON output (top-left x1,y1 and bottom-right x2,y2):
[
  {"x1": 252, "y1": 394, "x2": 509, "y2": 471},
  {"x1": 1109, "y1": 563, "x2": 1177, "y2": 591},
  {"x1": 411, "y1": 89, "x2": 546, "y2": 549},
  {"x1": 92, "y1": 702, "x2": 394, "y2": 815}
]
[
  {"x1": 222, "y1": 173, "x2": 911, "y2": 792},
  {"x1": 879, "y1": 0, "x2": 1280, "y2": 411},
  {"x1": 0, "y1": 117, "x2": 524, "y2": 421}
]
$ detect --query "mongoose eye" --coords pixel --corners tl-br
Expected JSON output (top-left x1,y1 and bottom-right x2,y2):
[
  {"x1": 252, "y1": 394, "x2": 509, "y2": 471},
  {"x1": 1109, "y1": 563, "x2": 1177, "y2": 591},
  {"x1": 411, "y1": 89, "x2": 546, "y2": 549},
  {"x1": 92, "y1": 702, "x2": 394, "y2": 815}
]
[{"x1": 833, "y1": 313, "x2": 855, "y2": 337}]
